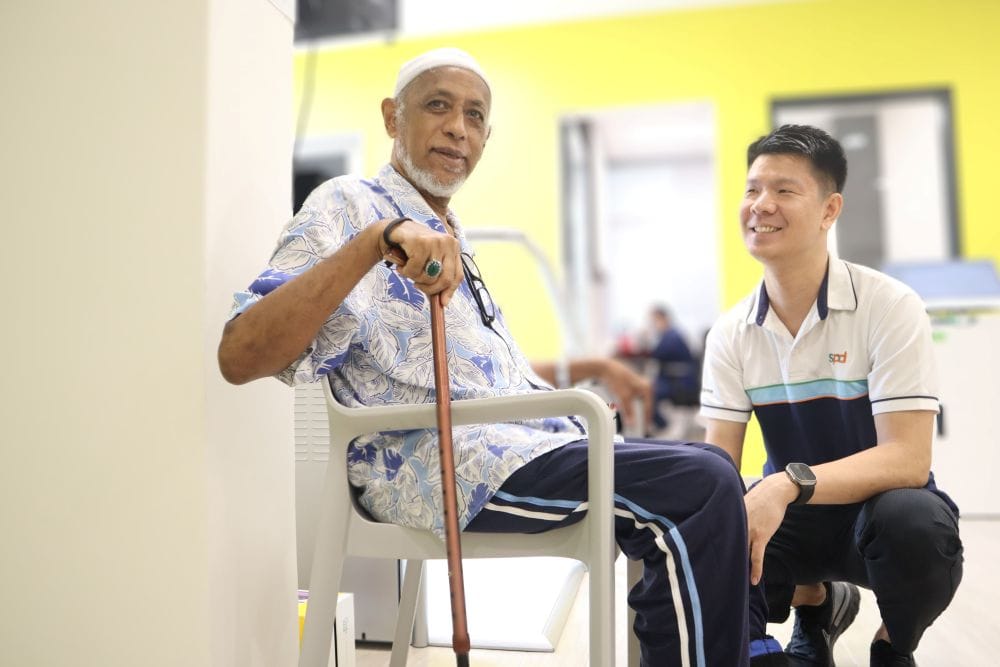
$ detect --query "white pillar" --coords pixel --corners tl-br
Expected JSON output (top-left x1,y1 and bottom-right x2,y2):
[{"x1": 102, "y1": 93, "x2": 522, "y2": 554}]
[{"x1": 0, "y1": 2, "x2": 297, "y2": 665}]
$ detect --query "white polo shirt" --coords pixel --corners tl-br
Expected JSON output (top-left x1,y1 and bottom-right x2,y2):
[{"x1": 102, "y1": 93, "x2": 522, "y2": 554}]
[{"x1": 701, "y1": 258, "x2": 940, "y2": 477}]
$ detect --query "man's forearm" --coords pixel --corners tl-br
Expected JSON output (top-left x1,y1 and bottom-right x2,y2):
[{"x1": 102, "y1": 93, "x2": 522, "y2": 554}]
[
  {"x1": 218, "y1": 222, "x2": 385, "y2": 384},
  {"x1": 809, "y1": 443, "x2": 930, "y2": 504},
  {"x1": 703, "y1": 419, "x2": 747, "y2": 471},
  {"x1": 806, "y1": 410, "x2": 934, "y2": 504}
]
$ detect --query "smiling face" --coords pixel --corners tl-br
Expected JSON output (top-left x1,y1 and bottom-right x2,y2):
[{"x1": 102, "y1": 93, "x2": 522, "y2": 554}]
[
  {"x1": 382, "y1": 66, "x2": 491, "y2": 209},
  {"x1": 740, "y1": 153, "x2": 843, "y2": 267}
]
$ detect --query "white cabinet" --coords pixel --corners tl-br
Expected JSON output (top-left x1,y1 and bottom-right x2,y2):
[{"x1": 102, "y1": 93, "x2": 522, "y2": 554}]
[{"x1": 929, "y1": 307, "x2": 1000, "y2": 516}]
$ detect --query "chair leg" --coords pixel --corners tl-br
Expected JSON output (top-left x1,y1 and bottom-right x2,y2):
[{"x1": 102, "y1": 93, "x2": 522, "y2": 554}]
[
  {"x1": 627, "y1": 558, "x2": 642, "y2": 667},
  {"x1": 300, "y1": 463, "x2": 351, "y2": 667},
  {"x1": 299, "y1": 543, "x2": 346, "y2": 667},
  {"x1": 389, "y1": 559, "x2": 424, "y2": 667},
  {"x1": 589, "y1": 556, "x2": 616, "y2": 666},
  {"x1": 411, "y1": 564, "x2": 429, "y2": 648}
]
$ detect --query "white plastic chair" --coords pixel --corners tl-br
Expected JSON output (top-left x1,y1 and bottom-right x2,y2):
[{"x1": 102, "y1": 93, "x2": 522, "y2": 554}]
[{"x1": 299, "y1": 379, "x2": 618, "y2": 667}]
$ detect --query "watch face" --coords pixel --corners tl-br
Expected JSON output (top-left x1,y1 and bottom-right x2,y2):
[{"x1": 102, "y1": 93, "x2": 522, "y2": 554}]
[{"x1": 787, "y1": 462, "x2": 816, "y2": 484}]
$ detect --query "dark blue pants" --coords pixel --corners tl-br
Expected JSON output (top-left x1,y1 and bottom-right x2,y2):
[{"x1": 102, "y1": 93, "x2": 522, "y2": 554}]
[
  {"x1": 750, "y1": 487, "x2": 963, "y2": 652},
  {"x1": 466, "y1": 439, "x2": 751, "y2": 667}
]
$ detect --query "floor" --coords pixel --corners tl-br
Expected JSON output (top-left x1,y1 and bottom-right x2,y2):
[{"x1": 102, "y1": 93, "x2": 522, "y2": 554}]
[{"x1": 354, "y1": 518, "x2": 998, "y2": 666}]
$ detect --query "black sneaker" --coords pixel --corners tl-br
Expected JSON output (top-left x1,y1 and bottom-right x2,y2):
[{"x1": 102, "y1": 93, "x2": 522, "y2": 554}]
[
  {"x1": 785, "y1": 581, "x2": 861, "y2": 666},
  {"x1": 870, "y1": 639, "x2": 917, "y2": 666}
]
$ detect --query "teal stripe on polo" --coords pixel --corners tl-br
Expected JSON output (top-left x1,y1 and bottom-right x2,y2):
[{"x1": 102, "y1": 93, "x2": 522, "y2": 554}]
[{"x1": 747, "y1": 378, "x2": 869, "y2": 405}]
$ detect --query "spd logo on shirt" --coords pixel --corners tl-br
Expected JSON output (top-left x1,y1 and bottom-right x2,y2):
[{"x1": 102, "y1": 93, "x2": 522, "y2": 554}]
[{"x1": 828, "y1": 351, "x2": 848, "y2": 364}]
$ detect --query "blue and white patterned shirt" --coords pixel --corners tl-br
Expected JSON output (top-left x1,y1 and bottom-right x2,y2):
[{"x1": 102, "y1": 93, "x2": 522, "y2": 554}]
[{"x1": 231, "y1": 164, "x2": 585, "y2": 536}]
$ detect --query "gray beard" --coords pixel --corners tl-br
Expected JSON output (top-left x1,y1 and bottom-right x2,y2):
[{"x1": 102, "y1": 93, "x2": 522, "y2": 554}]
[{"x1": 393, "y1": 141, "x2": 466, "y2": 199}]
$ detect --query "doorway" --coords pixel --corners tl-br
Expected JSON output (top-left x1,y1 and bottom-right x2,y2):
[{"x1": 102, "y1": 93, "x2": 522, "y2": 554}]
[{"x1": 560, "y1": 102, "x2": 720, "y2": 359}]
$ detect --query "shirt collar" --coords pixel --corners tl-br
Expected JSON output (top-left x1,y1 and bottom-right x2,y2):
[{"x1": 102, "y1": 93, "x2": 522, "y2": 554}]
[
  {"x1": 746, "y1": 257, "x2": 858, "y2": 326},
  {"x1": 826, "y1": 257, "x2": 859, "y2": 313}
]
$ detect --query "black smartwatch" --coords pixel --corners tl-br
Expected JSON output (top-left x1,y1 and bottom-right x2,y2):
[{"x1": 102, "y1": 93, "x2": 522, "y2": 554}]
[{"x1": 784, "y1": 462, "x2": 816, "y2": 505}]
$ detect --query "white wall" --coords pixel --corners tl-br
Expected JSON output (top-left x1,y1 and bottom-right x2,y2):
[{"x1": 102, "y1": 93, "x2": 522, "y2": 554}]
[
  {"x1": 0, "y1": 2, "x2": 297, "y2": 666},
  {"x1": 205, "y1": 0, "x2": 299, "y2": 665}
]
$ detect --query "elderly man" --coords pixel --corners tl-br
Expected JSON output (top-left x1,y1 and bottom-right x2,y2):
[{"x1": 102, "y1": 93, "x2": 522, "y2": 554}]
[
  {"x1": 219, "y1": 47, "x2": 750, "y2": 666},
  {"x1": 702, "y1": 124, "x2": 963, "y2": 666}
]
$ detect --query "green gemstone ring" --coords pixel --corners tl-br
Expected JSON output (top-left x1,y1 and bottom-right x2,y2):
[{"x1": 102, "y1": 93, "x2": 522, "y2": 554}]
[{"x1": 424, "y1": 258, "x2": 442, "y2": 279}]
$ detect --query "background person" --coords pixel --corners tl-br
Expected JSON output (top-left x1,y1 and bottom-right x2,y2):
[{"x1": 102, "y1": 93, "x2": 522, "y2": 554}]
[{"x1": 646, "y1": 305, "x2": 700, "y2": 434}]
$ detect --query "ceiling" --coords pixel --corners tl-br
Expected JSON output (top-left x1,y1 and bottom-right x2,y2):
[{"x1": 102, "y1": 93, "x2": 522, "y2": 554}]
[{"x1": 302, "y1": 0, "x2": 796, "y2": 47}]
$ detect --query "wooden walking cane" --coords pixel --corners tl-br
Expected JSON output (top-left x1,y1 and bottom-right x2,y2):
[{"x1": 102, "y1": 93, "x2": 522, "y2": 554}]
[{"x1": 430, "y1": 292, "x2": 471, "y2": 666}]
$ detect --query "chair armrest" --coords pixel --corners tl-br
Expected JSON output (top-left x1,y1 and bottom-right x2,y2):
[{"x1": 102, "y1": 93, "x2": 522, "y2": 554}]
[
  {"x1": 323, "y1": 386, "x2": 616, "y2": 555},
  {"x1": 324, "y1": 386, "x2": 614, "y2": 441}
]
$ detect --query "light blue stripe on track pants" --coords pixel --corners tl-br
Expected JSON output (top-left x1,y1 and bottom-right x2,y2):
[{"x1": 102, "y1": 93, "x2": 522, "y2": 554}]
[{"x1": 466, "y1": 438, "x2": 751, "y2": 667}]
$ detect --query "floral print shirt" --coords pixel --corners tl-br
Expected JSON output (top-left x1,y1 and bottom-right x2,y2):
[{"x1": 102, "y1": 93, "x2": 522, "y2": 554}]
[{"x1": 230, "y1": 164, "x2": 585, "y2": 536}]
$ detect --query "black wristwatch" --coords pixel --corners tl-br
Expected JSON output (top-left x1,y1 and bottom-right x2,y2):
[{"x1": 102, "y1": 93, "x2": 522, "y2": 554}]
[{"x1": 784, "y1": 462, "x2": 816, "y2": 505}]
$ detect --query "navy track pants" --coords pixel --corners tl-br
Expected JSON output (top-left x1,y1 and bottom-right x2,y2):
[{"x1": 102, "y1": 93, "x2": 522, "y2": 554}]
[{"x1": 466, "y1": 438, "x2": 751, "y2": 667}]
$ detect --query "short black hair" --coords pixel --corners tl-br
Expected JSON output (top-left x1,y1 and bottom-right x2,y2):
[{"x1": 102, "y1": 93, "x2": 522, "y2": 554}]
[
  {"x1": 747, "y1": 124, "x2": 847, "y2": 193},
  {"x1": 651, "y1": 305, "x2": 672, "y2": 320}
]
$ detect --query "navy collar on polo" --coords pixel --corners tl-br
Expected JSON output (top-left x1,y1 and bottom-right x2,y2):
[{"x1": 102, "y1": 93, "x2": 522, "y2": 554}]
[{"x1": 746, "y1": 257, "x2": 860, "y2": 327}]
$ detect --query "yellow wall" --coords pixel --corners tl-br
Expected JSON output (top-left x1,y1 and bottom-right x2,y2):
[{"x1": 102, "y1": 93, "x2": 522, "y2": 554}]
[{"x1": 296, "y1": 0, "x2": 1000, "y2": 471}]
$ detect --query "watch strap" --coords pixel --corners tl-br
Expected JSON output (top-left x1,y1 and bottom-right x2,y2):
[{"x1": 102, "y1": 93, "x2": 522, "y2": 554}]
[{"x1": 790, "y1": 479, "x2": 815, "y2": 505}]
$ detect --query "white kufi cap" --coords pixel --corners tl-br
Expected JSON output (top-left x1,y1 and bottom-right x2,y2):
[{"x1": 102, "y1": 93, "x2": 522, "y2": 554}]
[{"x1": 393, "y1": 47, "x2": 491, "y2": 98}]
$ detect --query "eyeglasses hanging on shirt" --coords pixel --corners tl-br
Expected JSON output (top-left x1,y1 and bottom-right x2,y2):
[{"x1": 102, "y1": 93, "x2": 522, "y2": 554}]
[{"x1": 460, "y1": 252, "x2": 496, "y2": 328}]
